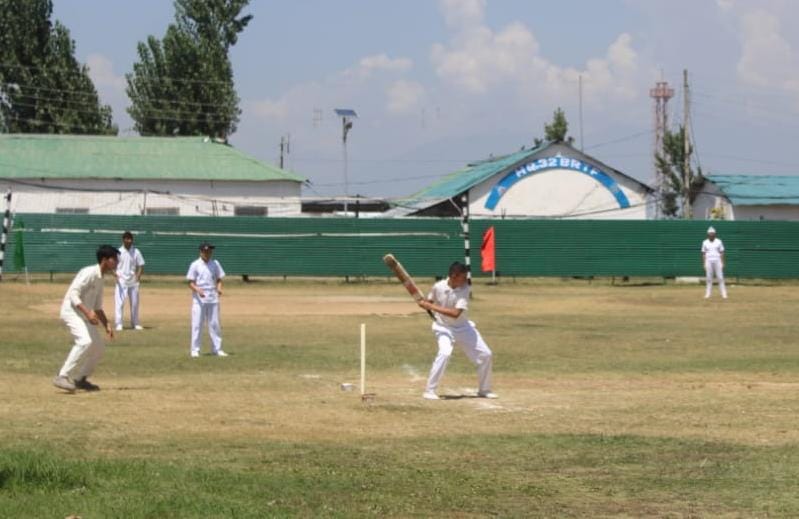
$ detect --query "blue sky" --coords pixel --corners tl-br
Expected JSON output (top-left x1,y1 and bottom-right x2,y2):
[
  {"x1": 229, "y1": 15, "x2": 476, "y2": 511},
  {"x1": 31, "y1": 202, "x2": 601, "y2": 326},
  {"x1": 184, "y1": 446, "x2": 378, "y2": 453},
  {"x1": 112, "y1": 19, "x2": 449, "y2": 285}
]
[{"x1": 52, "y1": 0, "x2": 799, "y2": 198}]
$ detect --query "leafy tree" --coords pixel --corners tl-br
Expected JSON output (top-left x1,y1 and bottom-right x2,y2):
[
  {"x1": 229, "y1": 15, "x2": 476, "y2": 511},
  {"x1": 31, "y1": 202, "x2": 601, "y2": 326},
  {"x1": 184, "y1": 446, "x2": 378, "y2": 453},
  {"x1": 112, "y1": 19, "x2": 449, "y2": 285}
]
[
  {"x1": 655, "y1": 126, "x2": 704, "y2": 218},
  {"x1": 126, "y1": 0, "x2": 252, "y2": 138},
  {"x1": 534, "y1": 107, "x2": 574, "y2": 146},
  {"x1": 0, "y1": 0, "x2": 116, "y2": 134}
]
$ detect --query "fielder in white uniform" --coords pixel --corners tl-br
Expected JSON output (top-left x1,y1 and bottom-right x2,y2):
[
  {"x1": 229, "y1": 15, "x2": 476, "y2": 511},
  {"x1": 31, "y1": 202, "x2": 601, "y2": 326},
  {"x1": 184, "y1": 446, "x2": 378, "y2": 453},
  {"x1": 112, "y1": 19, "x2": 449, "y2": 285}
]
[
  {"x1": 417, "y1": 261, "x2": 497, "y2": 400},
  {"x1": 52, "y1": 245, "x2": 119, "y2": 393},
  {"x1": 186, "y1": 241, "x2": 227, "y2": 358},
  {"x1": 115, "y1": 231, "x2": 145, "y2": 330},
  {"x1": 701, "y1": 226, "x2": 727, "y2": 299}
]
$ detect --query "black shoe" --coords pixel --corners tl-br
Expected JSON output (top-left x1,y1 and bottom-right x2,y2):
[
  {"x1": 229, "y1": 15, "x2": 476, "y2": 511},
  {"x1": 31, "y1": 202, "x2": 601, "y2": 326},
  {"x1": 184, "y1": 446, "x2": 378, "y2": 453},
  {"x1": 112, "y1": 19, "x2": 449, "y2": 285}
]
[{"x1": 75, "y1": 377, "x2": 100, "y2": 391}]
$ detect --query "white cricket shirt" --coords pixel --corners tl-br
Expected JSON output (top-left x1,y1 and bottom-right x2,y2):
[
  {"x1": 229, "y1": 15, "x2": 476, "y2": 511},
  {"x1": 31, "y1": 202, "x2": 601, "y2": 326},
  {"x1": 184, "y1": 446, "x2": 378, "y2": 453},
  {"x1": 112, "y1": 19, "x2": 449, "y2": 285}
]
[
  {"x1": 186, "y1": 258, "x2": 226, "y2": 304},
  {"x1": 61, "y1": 264, "x2": 105, "y2": 318},
  {"x1": 701, "y1": 238, "x2": 725, "y2": 261},
  {"x1": 427, "y1": 278, "x2": 470, "y2": 328},
  {"x1": 117, "y1": 245, "x2": 145, "y2": 287}
]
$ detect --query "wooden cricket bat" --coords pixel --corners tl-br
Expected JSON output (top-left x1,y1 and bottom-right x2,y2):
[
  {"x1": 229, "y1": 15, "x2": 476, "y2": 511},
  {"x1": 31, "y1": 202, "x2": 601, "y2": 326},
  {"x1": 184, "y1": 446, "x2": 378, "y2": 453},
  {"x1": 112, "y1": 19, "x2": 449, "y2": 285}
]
[{"x1": 382, "y1": 253, "x2": 435, "y2": 319}]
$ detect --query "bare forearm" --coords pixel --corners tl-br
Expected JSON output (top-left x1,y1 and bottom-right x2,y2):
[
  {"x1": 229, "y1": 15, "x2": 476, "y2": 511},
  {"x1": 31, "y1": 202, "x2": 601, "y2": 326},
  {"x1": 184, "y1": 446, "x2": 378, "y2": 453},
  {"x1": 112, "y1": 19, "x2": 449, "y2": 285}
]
[
  {"x1": 96, "y1": 310, "x2": 109, "y2": 328},
  {"x1": 419, "y1": 300, "x2": 461, "y2": 318}
]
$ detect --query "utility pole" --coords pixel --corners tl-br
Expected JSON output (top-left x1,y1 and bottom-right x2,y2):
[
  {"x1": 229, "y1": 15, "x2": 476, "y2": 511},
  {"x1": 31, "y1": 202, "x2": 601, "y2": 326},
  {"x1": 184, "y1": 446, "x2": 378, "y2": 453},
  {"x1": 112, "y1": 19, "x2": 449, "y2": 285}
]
[
  {"x1": 578, "y1": 75, "x2": 584, "y2": 152},
  {"x1": 335, "y1": 109, "x2": 357, "y2": 215},
  {"x1": 682, "y1": 69, "x2": 692, "y2": 219},
  {"x1": 279, "y1": 134, "x2": 290, "y2": 169}
]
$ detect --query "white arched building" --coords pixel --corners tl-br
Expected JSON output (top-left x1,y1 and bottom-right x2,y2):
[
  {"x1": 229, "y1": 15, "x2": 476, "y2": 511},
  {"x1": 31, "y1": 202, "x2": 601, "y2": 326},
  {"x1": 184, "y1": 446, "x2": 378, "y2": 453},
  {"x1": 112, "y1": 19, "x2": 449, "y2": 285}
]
[{"x1": 392, "y1": 142, "x2": 654, "y2": 219}]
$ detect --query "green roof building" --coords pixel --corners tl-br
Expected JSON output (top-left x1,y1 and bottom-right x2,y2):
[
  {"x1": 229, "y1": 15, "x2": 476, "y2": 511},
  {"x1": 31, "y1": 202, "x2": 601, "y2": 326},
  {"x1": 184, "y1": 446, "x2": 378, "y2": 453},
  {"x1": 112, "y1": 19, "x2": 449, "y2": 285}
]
[
  {"x1": 388, "y1": 141, "x2": 654, "y2": 219},
  {"x1": 0, "y1": 134, "x2": 304, "y2": 216},
  {"x1": 695, "y1": 174, "x2": 799, "y2": 220}
]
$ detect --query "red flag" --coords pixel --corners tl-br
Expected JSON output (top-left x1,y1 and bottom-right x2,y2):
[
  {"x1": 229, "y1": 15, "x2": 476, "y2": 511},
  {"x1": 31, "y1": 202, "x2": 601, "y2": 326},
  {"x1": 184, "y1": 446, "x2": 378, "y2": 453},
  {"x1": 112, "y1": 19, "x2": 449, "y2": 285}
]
[{"x1": 481, "y1": 226, "x2": 496, "y2": 272}]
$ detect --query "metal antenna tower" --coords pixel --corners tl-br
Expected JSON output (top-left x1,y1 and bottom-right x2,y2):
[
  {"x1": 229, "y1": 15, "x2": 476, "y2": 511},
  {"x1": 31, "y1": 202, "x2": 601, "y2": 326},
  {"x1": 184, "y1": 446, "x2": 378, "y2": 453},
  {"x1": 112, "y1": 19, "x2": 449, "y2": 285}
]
[{"x1": 650, "y1": 78, "x2": 674, "y2": 218}]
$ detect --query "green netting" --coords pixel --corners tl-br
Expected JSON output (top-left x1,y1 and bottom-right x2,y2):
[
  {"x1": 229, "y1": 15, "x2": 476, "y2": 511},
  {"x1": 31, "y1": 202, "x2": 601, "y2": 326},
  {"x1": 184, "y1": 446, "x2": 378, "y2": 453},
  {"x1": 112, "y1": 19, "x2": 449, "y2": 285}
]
[{"x1": 5, "y1": 214, "x2": 799, "y2": 278}]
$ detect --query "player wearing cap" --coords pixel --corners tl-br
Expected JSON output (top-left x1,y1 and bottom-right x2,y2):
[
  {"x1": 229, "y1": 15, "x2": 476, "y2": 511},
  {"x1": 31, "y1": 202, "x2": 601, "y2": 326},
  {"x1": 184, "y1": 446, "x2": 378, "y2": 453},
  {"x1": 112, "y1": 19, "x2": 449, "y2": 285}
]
[
  {"x1": 417, "y1": 261, "x2": 497, "y2": 400},
  {"x1": 186, "y1": 242, "x2": 227, "y2": 357},
  {"x1": 115, "y1": 231, "x2": 145, "y2": 331},
  {"x1": 701, "y1": 226, "x2": 727, "y2": 299}
]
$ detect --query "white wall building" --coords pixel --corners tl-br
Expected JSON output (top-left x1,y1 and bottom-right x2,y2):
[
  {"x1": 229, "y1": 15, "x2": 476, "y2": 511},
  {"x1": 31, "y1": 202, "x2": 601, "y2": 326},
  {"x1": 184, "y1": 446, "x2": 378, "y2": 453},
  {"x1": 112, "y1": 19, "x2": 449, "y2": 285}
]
[
  {"x1": 694, "y1": 175, "x2": 799, "y2": 221},
  {"x1": 0, "y1": 134, "x2": 305, "y2": 217},
  {"x1": 389, "y1": 142, "x2": 654, "y2": 218}
]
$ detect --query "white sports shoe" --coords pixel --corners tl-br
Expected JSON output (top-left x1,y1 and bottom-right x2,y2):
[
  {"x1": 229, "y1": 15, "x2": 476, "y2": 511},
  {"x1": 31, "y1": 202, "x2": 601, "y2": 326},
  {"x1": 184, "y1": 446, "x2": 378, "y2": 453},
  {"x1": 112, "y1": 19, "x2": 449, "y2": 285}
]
[
  {"x1": 52, "y1": 375, "x2": 76, "y2": 392},
  {"x1": 477, "y1": 391, "x2": 499, "y2": 399},
  {"x1": 134, "y1": 325, "x2": 144, "y2": 330},
  {"x1": 115, "y1": 324, "x2": 123, "y2": 331},
  {"x1": 214, "y1": 350, "x2": 229, "y2": 357},
  {"x1": 190, "y1": 351, "x2": 200, "y2": 358},
  {"x1": 422, "y1": 391, "x2": 439, "y2": 400}
]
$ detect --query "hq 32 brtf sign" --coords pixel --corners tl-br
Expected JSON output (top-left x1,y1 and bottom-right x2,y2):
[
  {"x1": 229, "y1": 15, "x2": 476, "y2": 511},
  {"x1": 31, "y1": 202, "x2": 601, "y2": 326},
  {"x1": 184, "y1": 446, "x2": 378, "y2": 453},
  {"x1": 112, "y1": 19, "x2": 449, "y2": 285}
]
[{"x1": 484, "y1": 155, "x2": 631, "y2": 211}]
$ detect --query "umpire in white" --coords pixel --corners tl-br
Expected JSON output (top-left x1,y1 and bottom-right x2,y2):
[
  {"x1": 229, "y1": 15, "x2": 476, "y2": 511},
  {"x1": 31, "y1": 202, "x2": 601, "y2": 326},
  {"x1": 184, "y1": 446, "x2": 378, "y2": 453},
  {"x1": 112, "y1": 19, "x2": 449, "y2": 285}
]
[
  {"x1": 186, "y1": 241, "x2": 227, "y2": 358},
  {"x1": 701, "y1": 226, "x2": 727, "y2": 299}
]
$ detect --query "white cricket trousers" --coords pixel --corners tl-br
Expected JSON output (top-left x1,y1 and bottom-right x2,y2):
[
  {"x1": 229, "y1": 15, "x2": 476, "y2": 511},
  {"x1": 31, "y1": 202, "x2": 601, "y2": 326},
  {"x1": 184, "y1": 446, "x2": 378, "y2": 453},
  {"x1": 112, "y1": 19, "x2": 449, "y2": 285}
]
[
  {"x1": 704, "y1": 259, "x2": 727, "y2": 298},
  {"x1": 425, "y1": 320, "x2": 493, "y2": 393},
  {"x1": 115, "y1": 282, "x2": 141, "y2": 327},
  {"x1": 191, "y1": 300, "x2": 222, "y2": 355},
  {"x1": 59, "y1": 311, "x2": 105, "y2": 381}
]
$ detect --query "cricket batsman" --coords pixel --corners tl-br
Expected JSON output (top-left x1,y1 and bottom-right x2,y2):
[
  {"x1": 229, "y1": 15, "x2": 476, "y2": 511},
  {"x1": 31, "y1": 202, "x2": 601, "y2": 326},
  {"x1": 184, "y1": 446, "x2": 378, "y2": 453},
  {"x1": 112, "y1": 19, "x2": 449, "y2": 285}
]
[{"x1": 417, "y1": 261, "x2": 497, "y2": 401}]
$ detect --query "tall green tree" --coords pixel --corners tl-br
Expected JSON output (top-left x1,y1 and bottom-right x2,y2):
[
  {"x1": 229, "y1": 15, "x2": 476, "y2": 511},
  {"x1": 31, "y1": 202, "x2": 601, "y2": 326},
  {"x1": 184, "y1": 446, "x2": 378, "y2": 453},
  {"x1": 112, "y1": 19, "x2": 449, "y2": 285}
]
[
  {"x1": 534, "y1": 107, "x2": 574, "y2": 146},
  {"x1": 126, "y1": 0, "x2": 252, "y2": 138},
  {"x1": 0, "y1": 0, "x2": 116, "y2": 134},
  {"x1": 655, "y1": 126, "x2": 704, "y2": 218}
]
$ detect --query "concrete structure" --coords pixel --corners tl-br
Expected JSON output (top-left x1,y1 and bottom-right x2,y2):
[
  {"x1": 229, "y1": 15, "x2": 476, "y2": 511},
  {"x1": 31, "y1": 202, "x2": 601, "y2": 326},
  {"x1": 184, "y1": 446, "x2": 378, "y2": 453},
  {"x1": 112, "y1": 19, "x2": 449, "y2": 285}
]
[
  {"x1": 0, "y1": 134, "x2": 305, "y2": 217},
  {"x1": 695, "y1": 175, "x2": 799, "y2": 221},
  {"x1": 388, "y1": 141, "x2": 654, "y2": 219}
]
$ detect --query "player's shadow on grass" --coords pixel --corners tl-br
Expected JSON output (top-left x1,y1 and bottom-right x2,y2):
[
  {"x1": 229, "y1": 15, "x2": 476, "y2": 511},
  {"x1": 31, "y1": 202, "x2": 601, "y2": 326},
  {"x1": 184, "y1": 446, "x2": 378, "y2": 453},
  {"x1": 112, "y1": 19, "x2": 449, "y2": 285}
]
[{"x1": 439, "y1": 394, "x2": 481, "y2": 400}]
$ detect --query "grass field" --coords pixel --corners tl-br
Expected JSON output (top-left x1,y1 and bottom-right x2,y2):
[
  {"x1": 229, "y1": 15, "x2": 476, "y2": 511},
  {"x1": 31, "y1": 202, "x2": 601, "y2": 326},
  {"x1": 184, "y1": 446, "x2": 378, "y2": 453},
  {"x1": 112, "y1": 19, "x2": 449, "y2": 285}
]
[{"x1": 1, "y1": 275, "x2": 798, "y2": 517}]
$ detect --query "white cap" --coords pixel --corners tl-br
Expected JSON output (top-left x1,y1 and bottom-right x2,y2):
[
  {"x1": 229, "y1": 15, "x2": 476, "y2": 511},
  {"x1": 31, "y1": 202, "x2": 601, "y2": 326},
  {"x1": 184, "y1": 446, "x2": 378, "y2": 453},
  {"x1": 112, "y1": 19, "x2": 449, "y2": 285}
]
[{"x1": 707, "y1": 226, "x2": 716, "y2": 234}]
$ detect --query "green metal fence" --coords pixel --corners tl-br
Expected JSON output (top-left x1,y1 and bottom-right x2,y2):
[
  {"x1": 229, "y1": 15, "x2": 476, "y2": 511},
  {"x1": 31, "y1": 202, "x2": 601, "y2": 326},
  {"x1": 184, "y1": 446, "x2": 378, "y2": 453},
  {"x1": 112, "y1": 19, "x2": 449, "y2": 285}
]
[{"x1": 5, "y1": 214, "x2": 799, "y2": 278}]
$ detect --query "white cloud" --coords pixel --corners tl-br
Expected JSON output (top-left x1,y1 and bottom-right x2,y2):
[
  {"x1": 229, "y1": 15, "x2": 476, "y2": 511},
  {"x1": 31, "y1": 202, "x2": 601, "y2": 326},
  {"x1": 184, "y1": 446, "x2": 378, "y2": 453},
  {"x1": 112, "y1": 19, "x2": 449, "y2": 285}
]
[
  {"x1": 387, "y1": 80, "x2": 425, "y2": 114},
  {"x1": 737, "y1": 10, "x2": 796, "y2": 86},
  {"x1": 251, "y1": 98, "x2": 289, "y2": 120},
  {"x1": 359, "y1": 54, "x2": 413, "y2": 73},
  {"x1": 342, "y1": 53, "x2": 413, "y2": 81},
  {"x1": 439, "y1": 0, "x2": 486, "y2": 28},
  {"x1": 84, "y1": 53, "x2": 132, "y2": 130},
  {"x1": 431, "y1": 0, "x2": 641, "y2": 104},
  {"x1": 86, "y1": 53, "x2": 126, "y2": 90},
  {"x1": 722, "y1": 3, "x2": 799, "y2": 102}
]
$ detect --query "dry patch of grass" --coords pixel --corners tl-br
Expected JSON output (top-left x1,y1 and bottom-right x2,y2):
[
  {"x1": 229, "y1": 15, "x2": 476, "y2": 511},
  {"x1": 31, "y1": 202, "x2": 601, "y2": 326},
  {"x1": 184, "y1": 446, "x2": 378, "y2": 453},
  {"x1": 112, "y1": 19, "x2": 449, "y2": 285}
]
[{"x1": 2, "y1": 278, "x2": 799, "y2": 516}]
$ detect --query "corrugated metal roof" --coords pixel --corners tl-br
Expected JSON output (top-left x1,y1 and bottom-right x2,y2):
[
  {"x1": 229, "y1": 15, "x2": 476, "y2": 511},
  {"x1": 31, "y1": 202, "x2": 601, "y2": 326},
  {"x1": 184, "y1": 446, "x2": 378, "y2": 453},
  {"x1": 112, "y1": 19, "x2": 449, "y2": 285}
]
[
  {"x1": 390, "y1": 141, "x2": 652, "y2": 215},
  {"x1": 705, "y1": 174, "x2": 799, "y2": 205},
  {"x1": 406, "y1": 145, "x2": 544, "y2": 202},
  {"x1": 0, "y1": 134, "x2": 304, "y2": 183}
]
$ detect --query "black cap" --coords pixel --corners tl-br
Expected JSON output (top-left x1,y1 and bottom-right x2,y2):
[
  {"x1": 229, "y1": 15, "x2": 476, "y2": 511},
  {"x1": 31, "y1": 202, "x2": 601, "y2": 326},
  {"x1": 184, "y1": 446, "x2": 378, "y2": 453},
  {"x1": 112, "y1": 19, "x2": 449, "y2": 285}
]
[{"x1": 199, "y1": 241, "x2": 215, "y2": 251}]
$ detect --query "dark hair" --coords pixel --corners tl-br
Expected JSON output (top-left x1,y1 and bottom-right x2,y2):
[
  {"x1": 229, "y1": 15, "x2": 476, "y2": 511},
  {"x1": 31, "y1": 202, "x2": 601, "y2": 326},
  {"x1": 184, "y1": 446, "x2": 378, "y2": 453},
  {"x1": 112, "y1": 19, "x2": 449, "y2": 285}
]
[
  {"x1": 96, "y1": 245, "x2": 120, "y2": 263},
  {"x1": 448, "y1": 261, "x2": 468, "y2": 276},
  {"x1": 122, "y1": 231, "x2": 134, "y2": 240}
]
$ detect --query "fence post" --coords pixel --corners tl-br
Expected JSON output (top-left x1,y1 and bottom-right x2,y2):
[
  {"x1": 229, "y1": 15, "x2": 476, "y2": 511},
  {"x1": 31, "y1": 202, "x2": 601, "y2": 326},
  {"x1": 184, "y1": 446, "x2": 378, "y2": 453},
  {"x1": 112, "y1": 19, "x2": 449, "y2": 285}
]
[{"x1": 0, "y1": 190, "x2": 12, "y2": 282}]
